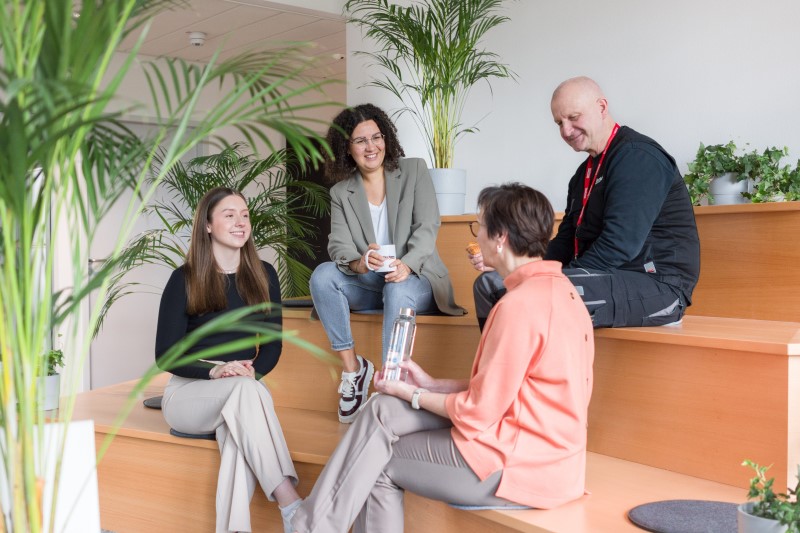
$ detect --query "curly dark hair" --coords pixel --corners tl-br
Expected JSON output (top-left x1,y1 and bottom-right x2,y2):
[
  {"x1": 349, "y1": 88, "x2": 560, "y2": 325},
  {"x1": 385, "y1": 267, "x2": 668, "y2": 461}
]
[
  {"x1": 324, "y1": 103, "x2": 405, "y2": 183},
  {"x1": 477, "y1": 183, "x2": 554, "y2": 259}
]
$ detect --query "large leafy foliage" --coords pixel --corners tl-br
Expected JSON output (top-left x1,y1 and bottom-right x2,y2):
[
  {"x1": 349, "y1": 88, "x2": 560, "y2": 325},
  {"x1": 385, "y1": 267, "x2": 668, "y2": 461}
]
[
  {"x1": 345, "y1": 0, "x2": 515, "y2": 168},
  {"x1": 126, "y1": 143, "x2": 329, "y2": 299},
  {"x1": 0, "y1": 1, "x2": 332, "y2": 530}
]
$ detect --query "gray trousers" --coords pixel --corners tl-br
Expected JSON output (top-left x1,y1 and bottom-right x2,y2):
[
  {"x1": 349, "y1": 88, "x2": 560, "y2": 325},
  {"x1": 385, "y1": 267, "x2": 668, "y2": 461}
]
[
  {"x1": 474, "y1": 268, "x2": 685, "y2": 330},
  {"x1": 162, "y1": 375, "x2": 298, "y2": 533},
  {"x1": 292, "y1": 394, "x2": 516, "y2": 533}
]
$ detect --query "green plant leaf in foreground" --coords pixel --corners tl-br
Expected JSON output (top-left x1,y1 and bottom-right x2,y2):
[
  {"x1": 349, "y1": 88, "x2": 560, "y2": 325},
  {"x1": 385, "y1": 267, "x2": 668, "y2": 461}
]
[{"x1": 0, "y1": 0, "x2": 337, "y2": 530}]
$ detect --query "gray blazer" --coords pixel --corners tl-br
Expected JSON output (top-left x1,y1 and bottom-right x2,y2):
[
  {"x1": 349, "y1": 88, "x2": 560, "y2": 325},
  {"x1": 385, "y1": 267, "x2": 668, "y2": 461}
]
[{"x1": 327, "y1": 157, "x2": 465, "y2": 316}]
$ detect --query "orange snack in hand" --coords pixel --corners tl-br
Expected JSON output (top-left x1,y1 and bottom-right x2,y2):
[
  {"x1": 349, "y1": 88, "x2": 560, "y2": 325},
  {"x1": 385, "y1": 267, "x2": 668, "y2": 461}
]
[{"x1": 466, "y1": 242, "x2": 481, "y2": 255}]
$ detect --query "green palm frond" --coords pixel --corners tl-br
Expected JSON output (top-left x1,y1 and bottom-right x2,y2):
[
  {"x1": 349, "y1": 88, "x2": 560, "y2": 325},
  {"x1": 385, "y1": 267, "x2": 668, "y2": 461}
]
[
  {"x1": 0, "y1": 0, "x2": 337, "y2": 530},
  {"x1": 135, "y1": 143, "x2": 330, "y2": 298},
  {"x1": 345, "y1": 0, "x2": 515, "y2": 168}
]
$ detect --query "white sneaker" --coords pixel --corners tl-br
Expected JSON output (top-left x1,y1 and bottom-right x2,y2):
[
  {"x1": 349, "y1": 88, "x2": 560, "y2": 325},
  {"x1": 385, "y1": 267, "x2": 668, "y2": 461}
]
[{"x1": 338, "y1": 355, "x2": 374, "y2": 423}]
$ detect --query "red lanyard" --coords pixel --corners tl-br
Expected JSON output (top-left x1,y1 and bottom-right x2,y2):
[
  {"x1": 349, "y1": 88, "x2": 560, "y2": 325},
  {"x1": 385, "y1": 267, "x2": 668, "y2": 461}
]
[{"x1": 574, "y1": 123, "x2": 620, "y2": 258}]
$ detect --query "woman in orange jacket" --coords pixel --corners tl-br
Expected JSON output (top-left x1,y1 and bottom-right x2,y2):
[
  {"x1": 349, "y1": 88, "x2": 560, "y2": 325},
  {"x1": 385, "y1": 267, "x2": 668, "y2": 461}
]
[{"x1": 289, "y1": 183, "x2": 595, "y2": 533}]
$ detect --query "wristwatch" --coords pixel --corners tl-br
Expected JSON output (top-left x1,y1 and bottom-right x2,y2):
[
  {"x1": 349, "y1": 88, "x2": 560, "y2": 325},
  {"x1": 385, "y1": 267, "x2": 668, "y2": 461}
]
[{"x1": 411, "y1": 388, "x2": 429, "y2": 410}]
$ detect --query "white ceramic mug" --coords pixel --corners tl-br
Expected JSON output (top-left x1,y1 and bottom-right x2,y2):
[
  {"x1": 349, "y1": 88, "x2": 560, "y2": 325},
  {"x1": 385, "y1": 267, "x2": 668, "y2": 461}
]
[{"x1": 365, "y1": 244, "x2": 397, "y2": 273}]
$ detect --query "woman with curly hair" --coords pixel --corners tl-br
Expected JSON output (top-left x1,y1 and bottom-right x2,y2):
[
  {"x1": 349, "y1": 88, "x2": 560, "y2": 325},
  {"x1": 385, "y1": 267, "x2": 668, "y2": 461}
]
[{"x1": 310, "y1": 103, "x2": 465, "y2": 423}]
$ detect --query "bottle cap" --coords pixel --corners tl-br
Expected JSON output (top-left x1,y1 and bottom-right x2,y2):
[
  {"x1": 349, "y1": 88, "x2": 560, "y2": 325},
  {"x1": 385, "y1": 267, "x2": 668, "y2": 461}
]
[{"x1": 399, "y1": 307, "x2": 415, "y2": 318}]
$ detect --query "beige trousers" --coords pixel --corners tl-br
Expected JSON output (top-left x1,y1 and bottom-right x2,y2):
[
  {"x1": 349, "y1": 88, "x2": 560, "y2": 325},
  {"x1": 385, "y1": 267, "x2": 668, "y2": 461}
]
[
  {"x1": 162, "y1": 375, "x2": 298, "y2": 533},
  {"x1": 292, "y1": 394, "x2": 515, "y2": 533}
]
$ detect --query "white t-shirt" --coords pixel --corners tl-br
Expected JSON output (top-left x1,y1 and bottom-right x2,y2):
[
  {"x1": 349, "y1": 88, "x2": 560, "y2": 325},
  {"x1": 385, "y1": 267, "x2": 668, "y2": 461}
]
[{"x1": 369, "y1": 198, "x2": 391, "y2": 245}]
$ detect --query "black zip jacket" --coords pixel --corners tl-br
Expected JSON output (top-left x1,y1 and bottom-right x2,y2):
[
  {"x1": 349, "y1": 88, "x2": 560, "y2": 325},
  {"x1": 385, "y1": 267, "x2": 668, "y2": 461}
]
[{"x1": 546, "y1": 126, "x2": 700, "y2": 303}]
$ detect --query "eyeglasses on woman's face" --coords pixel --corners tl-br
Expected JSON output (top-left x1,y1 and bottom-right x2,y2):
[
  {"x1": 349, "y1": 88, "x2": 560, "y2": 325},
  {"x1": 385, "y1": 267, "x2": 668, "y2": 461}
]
[
  {"x1": 469, "y1": 221, "x2": 482, "y2": 238},
  {"x1": 349, "y1": 133, "x2": 385, "y2": 150}
]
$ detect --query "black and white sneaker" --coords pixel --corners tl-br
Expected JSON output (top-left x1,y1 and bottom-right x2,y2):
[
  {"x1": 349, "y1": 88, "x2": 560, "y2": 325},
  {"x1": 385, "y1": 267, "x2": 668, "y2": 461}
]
[{"x1": 338, "y1": 355, "x2": 374, "y2": 423}]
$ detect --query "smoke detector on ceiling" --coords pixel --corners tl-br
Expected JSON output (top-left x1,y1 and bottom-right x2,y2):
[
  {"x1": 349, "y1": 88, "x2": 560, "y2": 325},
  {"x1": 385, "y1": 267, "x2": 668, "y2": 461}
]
[{"x1": 187, "y1": 31, "x2": 207, "y2": 47}]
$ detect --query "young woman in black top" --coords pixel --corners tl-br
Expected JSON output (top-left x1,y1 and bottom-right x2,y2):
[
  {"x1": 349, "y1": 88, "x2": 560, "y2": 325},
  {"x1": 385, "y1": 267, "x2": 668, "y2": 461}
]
[{"x1": 155, "y1": 187, "x2": 301, "y2": 533}]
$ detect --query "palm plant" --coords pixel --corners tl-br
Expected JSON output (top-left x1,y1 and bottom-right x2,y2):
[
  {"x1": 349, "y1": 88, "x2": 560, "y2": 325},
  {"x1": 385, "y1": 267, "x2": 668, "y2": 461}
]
[
  {"x1": 0, "y1": 0, "x2": 333, "y2": 530},
  {"x1": 345, "y1": 0, "x2": 516, "y2": 169},
  {"x1": 126, "y1": 143, "x2": 329, "y2": 299}
]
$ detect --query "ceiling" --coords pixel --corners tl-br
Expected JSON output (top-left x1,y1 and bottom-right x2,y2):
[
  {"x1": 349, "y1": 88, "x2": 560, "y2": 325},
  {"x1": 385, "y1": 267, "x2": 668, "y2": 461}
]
[{"x1": 118, "y1": 0, "x2": 347, "y2": 80}]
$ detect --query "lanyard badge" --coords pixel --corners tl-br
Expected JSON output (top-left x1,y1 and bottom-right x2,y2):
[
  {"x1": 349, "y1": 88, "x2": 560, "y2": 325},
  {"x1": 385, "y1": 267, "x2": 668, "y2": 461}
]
[{"x1": 574, "y1": 123, "x2": 620, "y2": 258}]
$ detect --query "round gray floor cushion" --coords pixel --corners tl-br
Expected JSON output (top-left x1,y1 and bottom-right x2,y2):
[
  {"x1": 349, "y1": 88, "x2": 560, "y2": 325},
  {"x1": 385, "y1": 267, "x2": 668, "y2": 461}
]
[
  {"x1": 143, "y1": 395, "x2": 215, "y2": 439},
  {"x1": 627, "y1": 499, "x2": 737, "y2": 533}
]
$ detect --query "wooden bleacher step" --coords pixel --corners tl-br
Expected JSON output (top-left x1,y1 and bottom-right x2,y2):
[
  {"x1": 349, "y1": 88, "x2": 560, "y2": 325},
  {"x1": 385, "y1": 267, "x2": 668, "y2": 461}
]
[
  {"x1": 74, "y1": 204, "x2": 800, "y2": 531},
  {"x1": 275, "y1": 309, "x2": 800, "y2": 491}
]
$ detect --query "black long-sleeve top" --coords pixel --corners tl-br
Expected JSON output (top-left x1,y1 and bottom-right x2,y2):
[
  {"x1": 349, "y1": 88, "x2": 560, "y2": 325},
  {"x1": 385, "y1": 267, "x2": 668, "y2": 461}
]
[
  {"x1": 154, "y1": 261, "x2": 282, "y2": 380},
  {"x1": 546, "y1": 126, "x2": 701, "y2": 303}
]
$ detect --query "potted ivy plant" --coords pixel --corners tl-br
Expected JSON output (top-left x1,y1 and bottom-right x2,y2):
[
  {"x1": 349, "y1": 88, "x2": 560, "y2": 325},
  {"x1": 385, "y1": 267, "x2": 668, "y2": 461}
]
[
  {"x1": 738, "y1": 460, "x2": 800, "y2": 533},
  {"x1": 684, "y1": 142, "x2": 799, "y2": 205},
  {"x1": 740, "y1": 148, "x2": 800, "y2": 203},
  {"x1": 345, "y1": 0, "x2": 516, "y2": 215},
  {"x1": 684, "y1": 141, "x2": 750, "y2": 205},
  {"x1": 40, "y1": 348, "x2": 64, "y2": 411}
]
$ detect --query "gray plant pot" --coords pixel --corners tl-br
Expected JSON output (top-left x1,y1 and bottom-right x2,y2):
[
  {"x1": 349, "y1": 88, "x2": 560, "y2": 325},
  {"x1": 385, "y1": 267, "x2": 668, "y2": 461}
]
[
  {"x1": 738, "y1": 502, "x2": 787, "y2": 533},
  {"x1": 710, "y1": 172, "x2": 751, "y2": 205},
  {"x1": 41, "y1": 373, "x2": 60, "y2": 411},
  {"x1": 429, "y1": 168, "x2": 466, "y2": 215}
]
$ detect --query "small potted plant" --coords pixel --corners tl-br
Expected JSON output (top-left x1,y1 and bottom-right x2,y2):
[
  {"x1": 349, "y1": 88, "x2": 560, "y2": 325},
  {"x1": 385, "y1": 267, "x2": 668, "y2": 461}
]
[
  {"x1": 685, "y1": 142, "x2": 799, "y2": 205},
  {"x1": 40, "y1": 347, "x2": 64, "y2": 411},
  {"x1": 345, "y1": 0, "x2": 516, "y2": 215},
  {"x1": 738, "y1": 460, "x2": 800, "y2": 533},
  {"x1": 684, "y1": 141, "x2": 749, "y2": 205},
  {"x1": 741, "y1": 148, "x2": 800, "y2": 203}
]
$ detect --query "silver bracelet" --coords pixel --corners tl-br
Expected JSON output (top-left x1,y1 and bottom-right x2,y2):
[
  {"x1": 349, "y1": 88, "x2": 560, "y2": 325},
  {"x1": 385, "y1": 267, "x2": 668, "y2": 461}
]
[{"x1": 411, "y1": 388, "x2": 429, "y2": 410}]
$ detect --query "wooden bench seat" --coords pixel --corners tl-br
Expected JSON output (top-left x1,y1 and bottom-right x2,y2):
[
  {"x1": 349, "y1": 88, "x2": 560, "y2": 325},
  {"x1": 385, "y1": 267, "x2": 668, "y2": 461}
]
[{"x1": 72, "y1": 375, "x2": 747, "y2": 533}]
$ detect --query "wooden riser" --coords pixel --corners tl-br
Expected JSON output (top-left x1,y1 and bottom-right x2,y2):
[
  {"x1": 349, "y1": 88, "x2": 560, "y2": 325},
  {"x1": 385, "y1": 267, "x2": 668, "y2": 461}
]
[
  {"x1": 93, "y1": 427, "x2": 746, "y2": 533},
  {"x1": 75, "y1": 377, "x2": 748, "y2": 533},
  {"x1": 272, "y1": 311, "x2": 481, "y2": 413},
  {"x1": 440, "y1": 202, "x2": 800, "y2": 322},
  {"x1": 95, "y1": 433, "x2": 323, "y2": 532},
  {"x1": 688, "y1": 202, "x2": 800, "y2": 322},
  {"x1": 589, "y1": 337, "x2": 799, "y2": 489},
  {"x1": 94, "y1": 435, "x2": 530, "y2": 533}
]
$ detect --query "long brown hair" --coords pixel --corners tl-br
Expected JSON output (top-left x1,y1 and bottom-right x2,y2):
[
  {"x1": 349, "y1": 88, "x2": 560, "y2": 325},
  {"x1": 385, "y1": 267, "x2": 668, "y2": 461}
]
[{"x1": 185, "y1": 187, "x2": 271, "y2": 315}]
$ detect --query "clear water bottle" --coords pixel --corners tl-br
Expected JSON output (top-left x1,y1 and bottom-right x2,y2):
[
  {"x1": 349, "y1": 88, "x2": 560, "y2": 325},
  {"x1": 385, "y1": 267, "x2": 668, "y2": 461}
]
[{"x1": 384, "y1": 307, "x2": 417, "y2": 381}]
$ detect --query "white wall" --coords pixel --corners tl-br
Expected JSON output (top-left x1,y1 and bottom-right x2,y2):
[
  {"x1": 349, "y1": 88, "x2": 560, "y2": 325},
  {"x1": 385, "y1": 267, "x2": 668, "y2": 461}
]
[{"x1": 347, "y1": 0, "x2": 800, "y2": 212}]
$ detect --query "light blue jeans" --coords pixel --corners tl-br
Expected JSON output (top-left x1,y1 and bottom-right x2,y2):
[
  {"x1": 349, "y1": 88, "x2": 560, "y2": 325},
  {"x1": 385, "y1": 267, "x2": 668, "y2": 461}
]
[{"x1": 309, "y1": 262, "x2": 436, "y2": 362}]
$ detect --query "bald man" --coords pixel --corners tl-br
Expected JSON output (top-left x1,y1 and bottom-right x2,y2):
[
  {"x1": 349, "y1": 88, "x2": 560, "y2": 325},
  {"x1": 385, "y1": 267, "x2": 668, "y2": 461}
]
[{"x1": 472, "y1": 77, "x2": 700, "y2": 329}]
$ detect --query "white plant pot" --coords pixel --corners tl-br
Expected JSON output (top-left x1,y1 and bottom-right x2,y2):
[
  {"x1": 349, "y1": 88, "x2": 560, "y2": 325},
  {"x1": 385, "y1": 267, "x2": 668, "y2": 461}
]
[
  {"x1": 737, "y1": 502, "x2": 788, "y2": 533},
  {"x1": 710, "y1": 172, "x2": 751, "y2": 205},
  {"x1": 41, "y1": 373, "x2": 60, "y2": 411},
  {"x1": 0, "y1": 420, "x2": 101, "y2": 532},
  {"x1": 429, "y1": 168, "x2": 467, "y2": 216}
]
